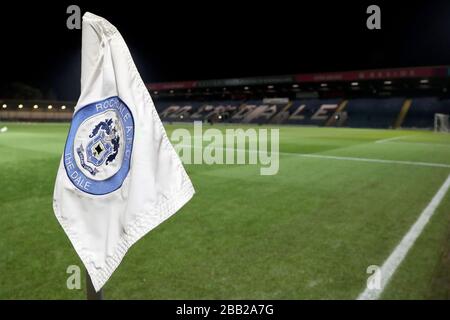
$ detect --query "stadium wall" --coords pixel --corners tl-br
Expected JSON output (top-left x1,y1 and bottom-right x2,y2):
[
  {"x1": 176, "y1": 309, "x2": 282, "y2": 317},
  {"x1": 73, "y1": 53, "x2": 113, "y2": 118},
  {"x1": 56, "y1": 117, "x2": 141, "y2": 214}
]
[{"x1": 0, "y1": 100, "x2": 73, "y2": 122}]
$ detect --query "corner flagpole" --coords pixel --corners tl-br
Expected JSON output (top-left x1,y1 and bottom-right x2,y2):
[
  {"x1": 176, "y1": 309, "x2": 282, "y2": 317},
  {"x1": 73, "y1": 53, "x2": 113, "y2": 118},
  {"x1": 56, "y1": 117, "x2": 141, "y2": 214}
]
[{"x1": 86, "y1": 270, "x2": 103, "y2": 300}]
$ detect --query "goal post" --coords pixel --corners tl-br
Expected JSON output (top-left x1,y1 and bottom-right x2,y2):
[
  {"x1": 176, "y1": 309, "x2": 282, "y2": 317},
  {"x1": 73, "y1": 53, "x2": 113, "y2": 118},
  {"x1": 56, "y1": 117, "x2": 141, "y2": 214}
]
[{"x1": 434, "y1": 113, "x2": 450, "y2": 132}]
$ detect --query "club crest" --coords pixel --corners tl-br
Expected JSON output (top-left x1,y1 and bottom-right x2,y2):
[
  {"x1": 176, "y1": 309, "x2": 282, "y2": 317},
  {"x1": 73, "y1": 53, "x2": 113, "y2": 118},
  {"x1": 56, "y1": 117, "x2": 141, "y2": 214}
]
[
  {"x1": 64, "y1": 96, "x2": 134, "y2": 195},
  {"x1": 76, "y1": 118, "x2": 121, "y2": 176}
]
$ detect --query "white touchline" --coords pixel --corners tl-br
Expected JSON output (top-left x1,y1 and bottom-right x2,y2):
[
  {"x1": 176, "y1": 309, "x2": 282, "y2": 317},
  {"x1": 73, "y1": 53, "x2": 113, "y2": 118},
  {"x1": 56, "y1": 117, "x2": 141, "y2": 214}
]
[
  {"x1": 176, "y1": 144, "x2": 450, "y2": 169},
  {"x1": 357, "y1": 174, "x2": 450, "y2": 300}
]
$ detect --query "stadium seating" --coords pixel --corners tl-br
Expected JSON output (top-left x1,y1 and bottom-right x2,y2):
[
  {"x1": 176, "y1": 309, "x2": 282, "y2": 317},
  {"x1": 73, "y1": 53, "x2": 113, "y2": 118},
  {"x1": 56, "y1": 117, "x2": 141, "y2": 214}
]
[
  {"x1": 231, "y1": 100, "x2": 287, "y2": 124},
  {"x1": 344, "y1": 98, "x2": 405, "y2": 128},
  {"x1": 284, "y1": 99, "x2": 342, "y2": 126},
  {"x1": 2, "y1": 96, "x2": 450, "y2": 130},
  {"x1": 157, "y1": 101, "x2": 241, "y2": 123},
  {"x1": 402, "y1": 97, "x2": 450, "y2": 128}
]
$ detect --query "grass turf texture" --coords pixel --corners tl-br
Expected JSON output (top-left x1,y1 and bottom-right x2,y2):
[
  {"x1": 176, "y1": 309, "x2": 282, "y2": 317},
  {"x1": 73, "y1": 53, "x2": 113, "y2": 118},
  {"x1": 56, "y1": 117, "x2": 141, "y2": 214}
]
[{"x1": 0, "y1": 122, "x2": 449, "y2": 299}]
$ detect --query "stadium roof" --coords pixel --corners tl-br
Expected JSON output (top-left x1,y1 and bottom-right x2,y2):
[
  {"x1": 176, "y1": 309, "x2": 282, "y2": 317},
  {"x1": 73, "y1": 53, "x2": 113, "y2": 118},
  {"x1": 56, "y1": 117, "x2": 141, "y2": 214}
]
[{"x1": 147, "y1": 66, "x2": 450, "y2": 92}]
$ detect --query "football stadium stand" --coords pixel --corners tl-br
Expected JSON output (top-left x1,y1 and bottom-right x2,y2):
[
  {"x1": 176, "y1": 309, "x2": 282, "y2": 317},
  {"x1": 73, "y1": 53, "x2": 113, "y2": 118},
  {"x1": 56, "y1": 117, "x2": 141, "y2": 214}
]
[
  {"x1": 344, "y1": 98, "x2": 405, "y2": 128},
  {"x1": 402, "y1": 97, "x2": 450, "y2": 128},
  {"x1": 2, "y1": 66, "x2": 450, "y2": 129}
]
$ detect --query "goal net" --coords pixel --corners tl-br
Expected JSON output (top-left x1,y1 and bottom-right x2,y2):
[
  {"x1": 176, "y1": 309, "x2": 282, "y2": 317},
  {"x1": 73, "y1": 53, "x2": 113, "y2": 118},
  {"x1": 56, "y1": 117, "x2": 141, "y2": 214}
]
[{"x1": 434, "y1": 113, "x2": 450, "y2": 132}]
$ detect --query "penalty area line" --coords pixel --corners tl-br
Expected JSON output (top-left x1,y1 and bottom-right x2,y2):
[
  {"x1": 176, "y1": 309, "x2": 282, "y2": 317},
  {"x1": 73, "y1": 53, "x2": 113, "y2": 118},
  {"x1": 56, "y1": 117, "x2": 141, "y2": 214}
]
[
  {"x1": 294, "y1": 154, "x2": 450, "y2": 169},
  {"x1": 374, "y1": 136, "x2": 406, "y2": 144},
  {"x1": 375, "y1": 134, "x2": 420, "y2": 144},
  {"x1": 357, "y1": 174, "x2": 450, "y2": 300},
  {"x1": 175, "y1": 144, "x2": 450, "y2": 169}
]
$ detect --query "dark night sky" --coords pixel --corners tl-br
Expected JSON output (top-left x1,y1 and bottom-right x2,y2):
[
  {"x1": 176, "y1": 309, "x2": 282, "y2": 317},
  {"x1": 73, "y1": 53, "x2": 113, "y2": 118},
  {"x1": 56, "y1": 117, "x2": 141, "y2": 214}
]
[{"x1": 2, "y1": 1, "x2": 450, "y2": 100}]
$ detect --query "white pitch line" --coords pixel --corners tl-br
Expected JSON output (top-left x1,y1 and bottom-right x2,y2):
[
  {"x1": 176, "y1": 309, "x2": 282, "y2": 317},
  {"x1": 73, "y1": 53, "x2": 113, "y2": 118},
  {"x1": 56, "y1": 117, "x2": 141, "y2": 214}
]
[
  {"x1": 375, "y1": 136, "x2": 408, "y2": 144},
  {"x1": 357, "y1": 174, "x2": 450, "y2": 300},
  {"x1": 294, "y1": 153, "x2": 450, "y2": 169},
  {"x1": 175, "y1": 144, "x2": 450, "y2": 169},
  {"x1": 389, "y1": 141, "x2": 450, "y2": 148}
]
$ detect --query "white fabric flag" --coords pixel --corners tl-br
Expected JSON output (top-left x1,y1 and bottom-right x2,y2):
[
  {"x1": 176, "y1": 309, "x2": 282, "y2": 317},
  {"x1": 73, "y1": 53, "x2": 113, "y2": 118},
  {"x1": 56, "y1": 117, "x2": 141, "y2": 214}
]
[{"x1": 53, "y1": 12, "x2": 195, "y2": 291}]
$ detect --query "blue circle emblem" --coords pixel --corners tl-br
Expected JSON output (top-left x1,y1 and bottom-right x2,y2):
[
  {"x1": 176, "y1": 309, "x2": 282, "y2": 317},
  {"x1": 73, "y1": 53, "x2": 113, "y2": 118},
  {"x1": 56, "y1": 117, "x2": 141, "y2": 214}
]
[{"x1": 64, "y1": 96, "x2": 134, "y2": 195}]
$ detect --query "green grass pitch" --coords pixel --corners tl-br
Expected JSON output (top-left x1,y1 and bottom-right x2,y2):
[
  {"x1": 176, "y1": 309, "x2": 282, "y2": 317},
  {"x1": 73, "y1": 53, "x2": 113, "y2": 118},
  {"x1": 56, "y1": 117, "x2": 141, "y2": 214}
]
[{"x1": 0, "y1": 122, "x2": 449, "y2": 299}]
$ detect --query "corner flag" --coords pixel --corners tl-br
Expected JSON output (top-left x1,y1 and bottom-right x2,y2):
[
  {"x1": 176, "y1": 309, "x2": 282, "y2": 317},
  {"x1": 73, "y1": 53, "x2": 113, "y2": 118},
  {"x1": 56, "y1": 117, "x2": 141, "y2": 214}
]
[{"x1": 53, "y1": 12, "x2": 195, "y2": 292}]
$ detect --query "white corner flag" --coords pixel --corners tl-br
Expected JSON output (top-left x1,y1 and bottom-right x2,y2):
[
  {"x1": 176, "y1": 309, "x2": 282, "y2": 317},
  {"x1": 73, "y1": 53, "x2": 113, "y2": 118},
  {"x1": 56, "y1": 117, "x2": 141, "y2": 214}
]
[{"x1": 53, "y1": 12, "x2": 195, "y2": 291}]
